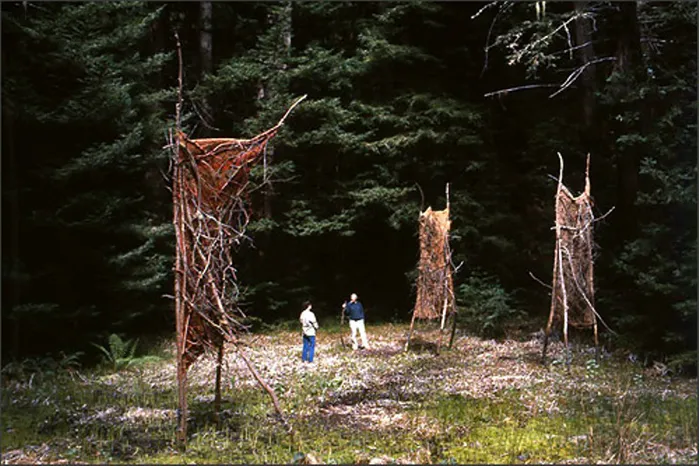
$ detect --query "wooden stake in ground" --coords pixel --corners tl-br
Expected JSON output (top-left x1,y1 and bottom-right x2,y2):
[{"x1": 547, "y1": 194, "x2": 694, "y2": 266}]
[
  {"x1": 340, "y1": 302, "x2": 347, "y2": 348},
  {"x1": 169, "y1": 34, "x2": 305, "y2": 444},
  {"x1": 213, "y1": 342, "x2": 224, "y2": 424},
  {"x1": 448, "y1": 309, "x2": 458, "y2": 349},
  {"x1": 542, "y1": 153, "x2": 613, "y2": 368},
  {"x1": 436, "y1": 184, "x2": 452, "y2": 355},
  {"x1": 406, "y1": 184, "x2": 456, "y2": 353}
]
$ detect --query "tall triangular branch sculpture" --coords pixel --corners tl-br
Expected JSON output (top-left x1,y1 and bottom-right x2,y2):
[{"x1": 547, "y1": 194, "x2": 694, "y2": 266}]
[
  {"x1": 405, "y1": 184, "x2": 457, "y2": 354},
  {"x1": 169, "y1": 32, "x2": 305, "y2": 447},
  {"x1": 541, "y1": 154, "x2": 613, "y2": 369}
]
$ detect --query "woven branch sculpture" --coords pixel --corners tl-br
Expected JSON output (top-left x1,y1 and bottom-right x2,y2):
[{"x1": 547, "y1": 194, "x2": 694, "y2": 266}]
[
  {"x1": 169, "y1": 91, "x2": 305, "y2": 445},
  {"x1": 542, "y1": 153, "x2": 609, "y2": 368},
  {"x1": 405, "y1": 184, "x2": 456, "y2": 353}
]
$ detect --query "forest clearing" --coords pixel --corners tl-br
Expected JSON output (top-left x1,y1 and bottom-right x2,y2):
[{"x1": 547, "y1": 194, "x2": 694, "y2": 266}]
[
  {"x1": 3, "y1": 2, "x2": 697, "y2": 464},
  {"x1": 2, "y1": 322, "x2": 696, "y2": 464}
]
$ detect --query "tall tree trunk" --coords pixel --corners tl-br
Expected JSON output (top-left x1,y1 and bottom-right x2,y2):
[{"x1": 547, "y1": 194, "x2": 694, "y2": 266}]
[
  {"x1": 612, "y1": 1, "x2": 645, "y2": 237},
  {"x1": 199, "y1": 1, "x2": 213, "y2": 137},
  {"x1": 3, "y1": 103, "x2": 21, "y2": 357},
  {"x1": 261, "y1": 2, "x2": 292, "y2": 219},
  {"x1": 2, "y1": 10, "x2": 23, "y2": 355},
  {"x1": 146, "y1": 7, "x2": 171, "y2": 204},
  {"x1": 574, "y1": 2, "x2": 597, "y2": 136},
  {"x1": 152, "y1": 5, "x2": 169, "y2": 88}
]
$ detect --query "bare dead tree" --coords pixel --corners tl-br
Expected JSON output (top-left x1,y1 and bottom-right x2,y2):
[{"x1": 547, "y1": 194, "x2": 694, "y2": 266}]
[{"x1": 480, "y1": 5, "x2": 617, "y2": 101}]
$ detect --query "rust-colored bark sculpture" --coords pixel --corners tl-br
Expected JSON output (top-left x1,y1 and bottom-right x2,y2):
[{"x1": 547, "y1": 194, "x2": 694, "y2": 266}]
[
  {"x1": 406, "y1": 184, "x2": 456, "y2": 353},
  {"x1": 171, "y1": 130, "x2": 269, "y2": 444},
  {"x1": 542, "y1": 153, "x2": 611, "y2": 368},
  {"x1": 169, "y1": 33, "x2": 304, "y2": 446}
]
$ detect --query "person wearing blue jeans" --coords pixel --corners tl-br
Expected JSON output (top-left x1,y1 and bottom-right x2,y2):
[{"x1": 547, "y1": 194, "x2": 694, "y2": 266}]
[{"x1": 300, "y1": 301, "x2": 319, "y2": 362}]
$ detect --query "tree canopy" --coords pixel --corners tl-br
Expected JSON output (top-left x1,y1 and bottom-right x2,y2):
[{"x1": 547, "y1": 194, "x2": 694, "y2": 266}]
[{"x1": 2, "y1": 1, "x2": 696, "y2": 372}]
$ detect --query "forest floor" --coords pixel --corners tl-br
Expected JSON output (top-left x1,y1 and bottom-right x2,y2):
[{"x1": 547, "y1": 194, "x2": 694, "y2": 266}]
[{"x1": 2, "y1": 322, "x2": 697, "y2": 464}]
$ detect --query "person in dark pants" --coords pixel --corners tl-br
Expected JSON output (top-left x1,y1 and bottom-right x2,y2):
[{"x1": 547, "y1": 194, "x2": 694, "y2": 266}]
[{"x1": 300, "y1": 301, "x2": 319, "y2": 362}]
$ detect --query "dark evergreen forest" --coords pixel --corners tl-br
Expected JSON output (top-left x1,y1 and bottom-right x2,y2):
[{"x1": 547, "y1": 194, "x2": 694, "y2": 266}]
[{"x1": 2, "y1": 1, "x2": 696, "y2": 371}]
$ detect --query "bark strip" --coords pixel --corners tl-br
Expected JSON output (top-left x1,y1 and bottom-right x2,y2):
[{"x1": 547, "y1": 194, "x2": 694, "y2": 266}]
[{"x1": 542, "y1": 154, "x2": 609, "y2": 367}]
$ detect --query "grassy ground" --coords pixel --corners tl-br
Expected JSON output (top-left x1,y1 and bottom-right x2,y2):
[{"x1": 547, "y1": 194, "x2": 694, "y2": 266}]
[{"x1": 2, "y1": 322, "x2": 697, "y2": 464}]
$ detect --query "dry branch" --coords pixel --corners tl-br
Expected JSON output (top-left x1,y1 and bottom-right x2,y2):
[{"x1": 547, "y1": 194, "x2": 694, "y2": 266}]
[{"x1": 238, "y1": 350, "x2": 293, "y2": 435}]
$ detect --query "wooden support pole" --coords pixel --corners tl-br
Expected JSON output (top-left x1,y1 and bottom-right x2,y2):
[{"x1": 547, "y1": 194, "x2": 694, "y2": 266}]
[
  {"x1": 238, "y1": 349, "x2": 293, "y2": 440},
  {"x1": 176, "y1": 358, "x2": 188, "y2": 447},
  {"x1": 405, "y1": 311, "x2": 417, "y2": 352},
  {"x1": 214, "y1": 342, "x2": 224, "y2": 424},
  {"x1": 585, "y1": 153, "x2": 600, "y2": 362},
  {"x1": 440, "y1": 289, "x2": 449, "y2": 330},
  {"x1": 542, "y1": 294, "x2": 556, "y2": 364},
  {"x1": 589, "y1": 245, "x2": 600, "y2": 362},
  {"x1": 340, "y1": 303, "x2": 347, "y2": 348},
  {"x1": 559, "y1": 240, "x2": 571, "y2": 372},
  {"x1": 436, "y1": 295, "x2": 449, "y2": 355},
  {"x1": 172, "y1": 159, "x2": 187, "y2": 446},
  {"x1": 543, "y1": 154, "x2": 565, "y2": 365},
  {"x1": 542, "y1": 239, "x2": 559, "y2": 366},
  {"x1": 436, "y1": 182, "x2": 451, "y2": 356},
  {"x1": 448, "y1": 308, "x2": 458, "y2": 349},
  {"x1": 173, "y1": 30, "x2": 189, "y2": 448},
  {"x1": 174, "y1": 192, "x2": 190, "y2": 446},
  {"x1": 593, "y1": 317, "x2": 600, "y2": 361}
]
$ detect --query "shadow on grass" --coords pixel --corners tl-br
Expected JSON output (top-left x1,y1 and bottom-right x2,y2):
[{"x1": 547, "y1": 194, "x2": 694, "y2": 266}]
[
  {"x1": 325, "y1": 377, "x2": 420, "y2": 408},
  {"x1": 60, "y1": 393, "x2": 259, "y2": 462},
  {"x1": 361, "y1": 345, "x2": 404, "y2": 358},
  {"x1": 403, "y1": 336, "x2": 441, "y2": 354}
]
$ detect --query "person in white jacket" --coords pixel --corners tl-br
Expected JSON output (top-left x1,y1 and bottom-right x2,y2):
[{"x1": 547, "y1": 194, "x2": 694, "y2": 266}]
[{"x1": 300, "y1": 301, "x2": 319, "y2": 362}]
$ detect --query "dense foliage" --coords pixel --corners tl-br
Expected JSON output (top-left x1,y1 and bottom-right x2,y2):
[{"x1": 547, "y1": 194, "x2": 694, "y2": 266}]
[{"x1": 2, "y1": 1, "x2": 696, "y2": 371}]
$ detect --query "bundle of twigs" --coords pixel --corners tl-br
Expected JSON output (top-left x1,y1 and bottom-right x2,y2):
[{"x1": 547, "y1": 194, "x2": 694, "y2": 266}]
[
  {"x1": 542, "y1": 153, "x2": 613, "y2": 367},
  {"x1": 406, "y1": 185, "x2": 456, "y2": 353}
]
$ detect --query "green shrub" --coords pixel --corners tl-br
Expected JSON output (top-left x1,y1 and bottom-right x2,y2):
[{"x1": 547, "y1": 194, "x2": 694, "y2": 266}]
[
  {"x1": 456, "y1": 273, "x2": 525, "y2": 338},
  {"x1": 91, "y1": 334, "x2": 139, "y2": 371}
]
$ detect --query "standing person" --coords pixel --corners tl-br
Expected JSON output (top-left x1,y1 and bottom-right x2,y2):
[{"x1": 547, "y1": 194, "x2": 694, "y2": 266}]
[
  {"x1": 300, "y1": 301, "x2": 319, "y2": 363},
  {"x1": 342, "y1": 293, "x2": 369, "y2": 350}
]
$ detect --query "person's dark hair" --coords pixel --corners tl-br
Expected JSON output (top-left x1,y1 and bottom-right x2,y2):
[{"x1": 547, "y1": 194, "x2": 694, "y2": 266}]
[{"x1": 303, "y1": 300, "x2": 312, "y2": 309}]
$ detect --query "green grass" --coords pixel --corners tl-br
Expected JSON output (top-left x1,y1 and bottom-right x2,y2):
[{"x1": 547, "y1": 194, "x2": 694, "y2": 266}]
[
  {"x1": 2, "y1": 323, "x2": 697, "y2": 464},
  {"x1": 422, "y1": 390, "x2": 577, "y2": 463}
]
